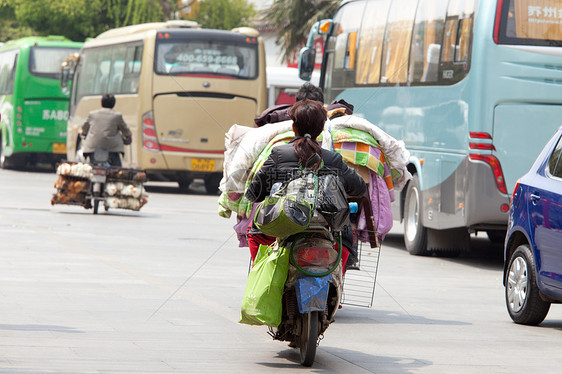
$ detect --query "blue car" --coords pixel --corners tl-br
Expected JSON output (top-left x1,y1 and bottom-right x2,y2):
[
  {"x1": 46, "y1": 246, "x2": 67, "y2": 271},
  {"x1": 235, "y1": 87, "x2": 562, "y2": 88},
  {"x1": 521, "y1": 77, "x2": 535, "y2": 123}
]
[{"x1": 504, "y1": 126, "x2": 562, "y2": 325}]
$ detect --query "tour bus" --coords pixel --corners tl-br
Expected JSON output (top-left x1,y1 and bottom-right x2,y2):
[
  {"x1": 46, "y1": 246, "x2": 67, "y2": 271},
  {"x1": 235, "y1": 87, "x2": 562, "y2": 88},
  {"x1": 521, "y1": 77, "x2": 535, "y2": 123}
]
[
  {"x1": 0, "y1": 36, "x2": 82, "y2": 169},
  {"x1": 299, "y1": 0, "x2": 562, "y2": 255},
  {"x1": 62, "y1": 20, "x2": 267, "y2": 193}
]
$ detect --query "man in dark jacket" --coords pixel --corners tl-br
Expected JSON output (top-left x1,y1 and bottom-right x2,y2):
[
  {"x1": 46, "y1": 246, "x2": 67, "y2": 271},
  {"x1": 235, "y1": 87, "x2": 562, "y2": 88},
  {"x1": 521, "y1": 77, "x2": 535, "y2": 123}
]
[
  {"x1": 254, "y1": 82, "x2": 355, "y2": 127},
  {"x1": 81, "y1": 94, "x2": 132, "y2": 166},
  {"x1": 254, "y1": 82, "x2": 325, "y2": 127}
]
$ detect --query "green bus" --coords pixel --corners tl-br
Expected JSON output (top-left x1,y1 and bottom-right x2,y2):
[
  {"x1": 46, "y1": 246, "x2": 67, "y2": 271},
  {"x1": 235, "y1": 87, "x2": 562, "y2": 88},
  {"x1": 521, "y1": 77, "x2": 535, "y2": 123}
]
[{"x1": 0, "y1": 36, "x2": 82, "y2": 169}]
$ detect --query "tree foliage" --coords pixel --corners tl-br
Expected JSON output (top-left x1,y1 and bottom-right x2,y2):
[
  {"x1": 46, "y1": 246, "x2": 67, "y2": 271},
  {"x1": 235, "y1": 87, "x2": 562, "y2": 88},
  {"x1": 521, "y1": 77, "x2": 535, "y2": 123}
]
[
  {"x1": 262, "y1": 0, "x2": 339, "y2": 62},
  {"x1": 0, "y1": 0, "x2": 175, "y2": 42},
  {"x1": 186, "y1": 0, "x2": 256, "y2": 30}
]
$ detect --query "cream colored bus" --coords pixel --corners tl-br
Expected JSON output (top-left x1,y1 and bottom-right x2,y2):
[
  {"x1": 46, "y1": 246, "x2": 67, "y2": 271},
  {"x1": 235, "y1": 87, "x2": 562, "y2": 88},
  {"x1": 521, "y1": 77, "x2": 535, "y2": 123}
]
[{"x1": 62, "y1": 20, "x2": 267, "y2": 193}]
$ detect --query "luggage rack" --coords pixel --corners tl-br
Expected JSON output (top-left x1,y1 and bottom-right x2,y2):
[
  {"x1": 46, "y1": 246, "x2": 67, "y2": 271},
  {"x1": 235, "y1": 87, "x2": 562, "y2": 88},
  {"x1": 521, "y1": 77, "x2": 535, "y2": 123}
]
[{"x1": 341, "y1": 228, "x2": 381, "y2": 308}]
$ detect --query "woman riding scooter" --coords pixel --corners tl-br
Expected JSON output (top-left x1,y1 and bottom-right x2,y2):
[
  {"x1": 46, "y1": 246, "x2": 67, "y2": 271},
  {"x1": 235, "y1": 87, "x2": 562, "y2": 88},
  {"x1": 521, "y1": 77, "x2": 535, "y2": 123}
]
[
  {"x1": 81, "y1": 94, "x2": 132, "y2": 166},
  {"x1": 245, "y1": 99, "x2": 367, "y2": 268}
]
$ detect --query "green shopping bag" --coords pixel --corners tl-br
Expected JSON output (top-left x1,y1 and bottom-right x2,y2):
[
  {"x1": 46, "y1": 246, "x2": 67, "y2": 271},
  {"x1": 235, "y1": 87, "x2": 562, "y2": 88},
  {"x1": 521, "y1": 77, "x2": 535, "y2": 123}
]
[{"x1": 239, "y1": 243, "x2": 289, "y2": 327}]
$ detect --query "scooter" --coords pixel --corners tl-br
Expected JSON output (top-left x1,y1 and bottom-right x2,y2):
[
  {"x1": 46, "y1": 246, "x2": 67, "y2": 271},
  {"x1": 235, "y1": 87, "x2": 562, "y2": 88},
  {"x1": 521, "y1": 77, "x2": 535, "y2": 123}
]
[{"x1": 270, "y1": 214, "x2": 344, "y2": 367}]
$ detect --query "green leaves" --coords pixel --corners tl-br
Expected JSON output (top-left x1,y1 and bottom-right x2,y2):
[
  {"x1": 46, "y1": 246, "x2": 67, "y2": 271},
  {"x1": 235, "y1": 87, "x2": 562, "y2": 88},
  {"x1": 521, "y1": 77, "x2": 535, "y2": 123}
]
[
  {"x1": 0, "y1": 0, "x2": 174, "y2": 41},
  {"x1": 263, "y1": 0, "x2": 339, "y2": 62},
  {"x1": 192, "y1": 0, "x2": 256, "y2": 30}
]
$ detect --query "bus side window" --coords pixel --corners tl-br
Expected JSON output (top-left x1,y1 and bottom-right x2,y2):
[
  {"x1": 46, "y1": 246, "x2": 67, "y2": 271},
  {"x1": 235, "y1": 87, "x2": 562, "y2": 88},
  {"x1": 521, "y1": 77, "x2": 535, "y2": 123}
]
[
  {"x1": 380, "y1": 0, "x2": 417, "y2": 84},
  {"x1": 345, "y1": 32, "x2": 358, "y2": 70},
  {"x1": 333, "y1": 2, "x2": 363, "y2": 69},
  {"x1": 329, "y1": 0, "x2": 364, "y2": 90},
  {"x1": 122, "y1": 45, "x2": 143, "y2": 94},
  {"x1": 355, "y1": 0, "x2": 391, "y2": 85},
  {"x1": 0, "y1": 51, "x2": 17, "y2": 95},
  {"x1": 440, "y1": 0, "x2": 475, "y2": 82},
  {"x1": 441, "y1": 18, "x2": 458, "y2": 64},
  {"x1": 408, "y1": 0, "x2": 447, "y2": 84},
  {"x1": 456, "y1": 16, "x2": 473, "y2": 63},
  {"x1": 94, "y1": 60, "x2": 111, "y2": 95}
]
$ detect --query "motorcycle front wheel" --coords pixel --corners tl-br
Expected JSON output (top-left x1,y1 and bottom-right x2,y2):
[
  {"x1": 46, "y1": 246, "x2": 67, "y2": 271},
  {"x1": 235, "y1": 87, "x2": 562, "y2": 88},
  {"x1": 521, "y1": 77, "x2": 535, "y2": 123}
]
[{"x1": 299, "y1": 311, "x2": 319, "y2": 367}]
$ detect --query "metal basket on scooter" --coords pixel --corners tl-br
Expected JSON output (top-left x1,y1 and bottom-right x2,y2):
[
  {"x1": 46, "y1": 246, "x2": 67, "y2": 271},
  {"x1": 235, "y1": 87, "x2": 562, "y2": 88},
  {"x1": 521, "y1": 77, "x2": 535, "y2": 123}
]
[{"x1": 340, "y1": 228, "x2": 381, "y2": 308}]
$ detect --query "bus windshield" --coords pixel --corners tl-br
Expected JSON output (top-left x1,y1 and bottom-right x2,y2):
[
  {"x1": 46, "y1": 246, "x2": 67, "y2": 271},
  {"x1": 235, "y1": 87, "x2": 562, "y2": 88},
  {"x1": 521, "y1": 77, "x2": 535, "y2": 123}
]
[
  {"x1": 155, "y1": 39, "x2": 258, "y2": 78},
  {"x1": 29, "y1": 47, "x2": 79, "y2": 79}
]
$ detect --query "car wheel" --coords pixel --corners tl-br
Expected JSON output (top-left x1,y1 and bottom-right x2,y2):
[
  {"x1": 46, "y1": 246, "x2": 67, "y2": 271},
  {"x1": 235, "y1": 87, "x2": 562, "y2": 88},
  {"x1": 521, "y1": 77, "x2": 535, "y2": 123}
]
[
  {"x1": 403, "y1": 175, "x2": 428, "y2": 255},
  {"x1": 505, "y1": 244, "x2": 550, "y2": 325}
]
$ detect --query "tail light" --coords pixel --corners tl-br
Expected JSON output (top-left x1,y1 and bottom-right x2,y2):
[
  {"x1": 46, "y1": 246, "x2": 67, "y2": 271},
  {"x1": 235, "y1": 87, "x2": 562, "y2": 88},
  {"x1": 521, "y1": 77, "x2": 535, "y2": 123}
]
[
  {"x1": 469, "y1": 131, "x2": 507, "y2": 194},
  {"x1": 511, "y1": 180, "x2": 520, "y2": 205},
  {"x1": 294, "y1": 246, "x2": 336, "y2": 267},
  {"x1": 469, "y1": 154, "x2": 508, "y2": 194},
  {"x1": 142, "y1": 111, "x2": 160, "y2": 152},
  {"x1": 493, "y1": 0, "x2": 505, "y2": 44}
]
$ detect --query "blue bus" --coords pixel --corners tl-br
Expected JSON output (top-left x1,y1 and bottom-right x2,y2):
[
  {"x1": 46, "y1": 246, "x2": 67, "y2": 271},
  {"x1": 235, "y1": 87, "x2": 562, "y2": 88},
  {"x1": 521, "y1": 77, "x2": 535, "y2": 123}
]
[{"x1": 299, "y1": 0, "x2": 562, "y2": 255}]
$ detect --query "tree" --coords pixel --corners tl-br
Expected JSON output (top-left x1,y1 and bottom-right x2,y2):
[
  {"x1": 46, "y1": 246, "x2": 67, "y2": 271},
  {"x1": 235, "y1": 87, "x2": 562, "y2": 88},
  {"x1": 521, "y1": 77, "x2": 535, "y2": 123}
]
[
  {"x1": 185, "y1": 0, "x2": 256, "y2": 30},
  {"x1": 262, "y1": 0, "x2": 339, "y2": 62},
  {"x1": 0, "y1": 1, "x2": 33, "y2": 41},
  {"x1": 0, "y1": 0, "x2": 176, "y2": 42},
  {"x1": 13, "y1": 0, "x2": 102, "y2": 41}
]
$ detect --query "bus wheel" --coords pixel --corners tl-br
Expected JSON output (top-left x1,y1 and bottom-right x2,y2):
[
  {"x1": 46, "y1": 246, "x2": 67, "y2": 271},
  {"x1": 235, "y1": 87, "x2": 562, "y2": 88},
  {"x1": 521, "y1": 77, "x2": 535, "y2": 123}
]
[
  {"x1": 403, "y1": 175, "x2": 428, "y2": 255},
  {"x1": 487, "y1": 230, "x2": 507, "y2": 244},
  {"x1": 204, "y1": 174, "x2": 221, "y2": 195},
  {"x1": 177, "y1": 176, "x2": 192, "y2": 193},
  {"x1": 0, "y1": 145, "x2": 21, "y2": 170}
]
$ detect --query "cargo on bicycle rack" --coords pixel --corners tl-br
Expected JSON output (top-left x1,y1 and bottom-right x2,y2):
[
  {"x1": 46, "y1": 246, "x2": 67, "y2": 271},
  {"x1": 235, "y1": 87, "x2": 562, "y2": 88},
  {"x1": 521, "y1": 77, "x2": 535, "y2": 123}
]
[{"x1": 51, "y1": 161, "x2": 148, "y2": 213}]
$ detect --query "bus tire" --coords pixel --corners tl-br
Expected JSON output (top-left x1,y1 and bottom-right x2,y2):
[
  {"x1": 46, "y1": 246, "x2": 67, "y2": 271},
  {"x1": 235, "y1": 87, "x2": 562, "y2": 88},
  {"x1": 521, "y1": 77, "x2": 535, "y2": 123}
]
[
  {"x1": 177, "y1": 175, "x2": 192, "y2": 192},
  {"x1": 487, "y1": 229, "x2": 507, "y2": 244},
  {"x1": 403, "y1": 175, "x2": 428, "y2": 255},
  {"x1": 204, "y1": 174, "x2": 222, "y2": 195},
  {"x1": 0, "y1": 144, "x2": 21, "y2": 170}
]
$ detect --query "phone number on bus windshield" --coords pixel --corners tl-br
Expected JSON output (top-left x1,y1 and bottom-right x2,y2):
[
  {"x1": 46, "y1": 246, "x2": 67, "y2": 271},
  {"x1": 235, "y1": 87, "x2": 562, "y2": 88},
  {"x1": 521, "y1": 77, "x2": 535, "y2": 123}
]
[{"x1": 176, "y1": 53, "x2": 237, "y2": 66}]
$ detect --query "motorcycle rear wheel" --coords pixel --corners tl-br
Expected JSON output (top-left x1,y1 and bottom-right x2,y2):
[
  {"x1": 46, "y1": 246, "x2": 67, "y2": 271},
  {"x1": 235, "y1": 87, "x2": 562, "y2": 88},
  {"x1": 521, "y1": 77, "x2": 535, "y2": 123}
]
[
  {"x1": 93, "y1": 199, "x2": 100, "y2": 214},
  {"x1": 299, "y1": 311, "x2": 319, "y2": 367}
]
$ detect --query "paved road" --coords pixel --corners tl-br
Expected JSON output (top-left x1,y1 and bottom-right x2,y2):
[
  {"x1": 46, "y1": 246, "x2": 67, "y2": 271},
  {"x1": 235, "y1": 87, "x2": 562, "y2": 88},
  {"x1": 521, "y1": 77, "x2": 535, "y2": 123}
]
[{"x1": 0, "y1": 168, "x2": 561, "y2": 373}]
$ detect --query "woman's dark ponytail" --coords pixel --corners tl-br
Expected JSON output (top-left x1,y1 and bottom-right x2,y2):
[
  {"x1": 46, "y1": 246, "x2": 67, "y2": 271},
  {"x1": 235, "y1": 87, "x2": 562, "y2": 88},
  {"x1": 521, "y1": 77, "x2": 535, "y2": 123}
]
[
  {"x1": 289, "y1": 100, "x2": 326, "y2": 169},
  {"x1": 293, "y1": 136, "x2": 322, "y2": 168}
]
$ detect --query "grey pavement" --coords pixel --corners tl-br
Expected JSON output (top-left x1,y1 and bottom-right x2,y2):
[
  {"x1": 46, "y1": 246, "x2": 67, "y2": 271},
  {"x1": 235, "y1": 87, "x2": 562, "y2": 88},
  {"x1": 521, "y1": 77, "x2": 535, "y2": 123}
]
[{"x1": 0, "y1": 169, "x2": 561, "y2": 373}]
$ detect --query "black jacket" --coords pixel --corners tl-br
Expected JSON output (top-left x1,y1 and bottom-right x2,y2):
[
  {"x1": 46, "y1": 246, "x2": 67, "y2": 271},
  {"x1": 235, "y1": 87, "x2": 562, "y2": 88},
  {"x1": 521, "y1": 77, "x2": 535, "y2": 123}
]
[{"x1": 245, "y1": 141, "x2": 367, "y2": 203}]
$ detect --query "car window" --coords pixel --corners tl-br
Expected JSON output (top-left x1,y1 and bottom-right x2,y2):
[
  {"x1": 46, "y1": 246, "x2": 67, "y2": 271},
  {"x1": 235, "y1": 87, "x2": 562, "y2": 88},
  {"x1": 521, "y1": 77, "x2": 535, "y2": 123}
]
[{"x1": 548, "y1": 134, "x2": 562, "y2": 178}]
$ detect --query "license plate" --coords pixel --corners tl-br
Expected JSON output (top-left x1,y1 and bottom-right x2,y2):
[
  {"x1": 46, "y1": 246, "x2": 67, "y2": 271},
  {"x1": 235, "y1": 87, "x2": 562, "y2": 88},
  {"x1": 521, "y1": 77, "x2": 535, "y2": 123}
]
[
  {"x1": 53, "y1": 143, "x2": 66, "y2": 154},
  {"x1": 191, "y1": 158, "x2": 215, "y2": 172}
]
